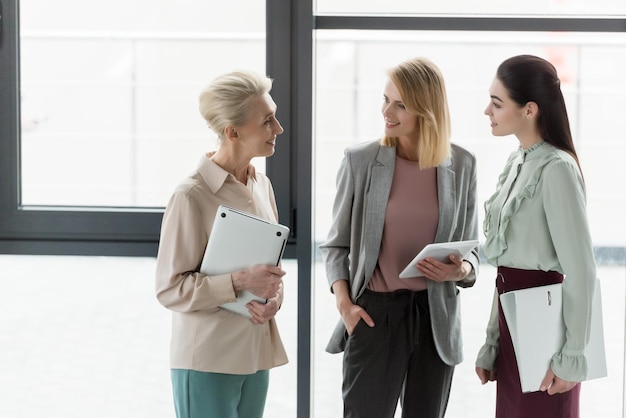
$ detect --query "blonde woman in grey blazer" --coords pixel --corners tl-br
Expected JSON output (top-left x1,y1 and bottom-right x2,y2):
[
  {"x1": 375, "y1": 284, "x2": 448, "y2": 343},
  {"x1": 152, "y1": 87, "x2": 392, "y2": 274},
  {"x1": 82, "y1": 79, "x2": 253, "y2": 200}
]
[{"x1": 320, "y1": 57, "x2": 479, "y2": 418}]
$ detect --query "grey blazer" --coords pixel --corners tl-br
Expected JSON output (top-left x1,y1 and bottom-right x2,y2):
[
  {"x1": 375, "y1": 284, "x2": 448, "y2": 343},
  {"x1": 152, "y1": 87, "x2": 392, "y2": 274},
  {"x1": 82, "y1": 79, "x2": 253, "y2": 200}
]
[{"x1": 319, "y1": 140, "x2": 479, "y2": 366}]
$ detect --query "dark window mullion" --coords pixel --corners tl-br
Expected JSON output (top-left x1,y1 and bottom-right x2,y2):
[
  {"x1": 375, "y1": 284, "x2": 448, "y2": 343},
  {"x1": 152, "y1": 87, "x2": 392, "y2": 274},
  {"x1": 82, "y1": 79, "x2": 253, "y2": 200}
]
[
  {"x1": 314, "y1": 15, "x2": 626, "y2": 32},
  {"x1": 267, "y1": 1, "x2": 313, "y2": 417}
]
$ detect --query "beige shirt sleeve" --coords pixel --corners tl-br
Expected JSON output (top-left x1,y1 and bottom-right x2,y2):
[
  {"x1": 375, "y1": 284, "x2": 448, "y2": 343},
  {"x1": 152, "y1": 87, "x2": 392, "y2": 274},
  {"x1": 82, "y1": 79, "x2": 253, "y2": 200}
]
[{"x1": 155, "y1": 184, "x2": 237, "y2": 313}]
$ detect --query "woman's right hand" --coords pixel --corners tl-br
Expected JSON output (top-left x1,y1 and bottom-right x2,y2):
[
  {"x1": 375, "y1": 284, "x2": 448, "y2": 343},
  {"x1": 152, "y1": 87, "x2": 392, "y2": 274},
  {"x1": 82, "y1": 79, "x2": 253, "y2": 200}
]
[
  {"x1": 475, "y1": 366, "x2": 497, "y2": 385},
  {"x1": 232, "y1": 264, "x2": 286, "y2": 299},
  {"x1": 331, "y1": 280, "x2": 375, "y2": 335},
  {"x1": 340, "y1": 302, "x2": 375, "y2": 335}
]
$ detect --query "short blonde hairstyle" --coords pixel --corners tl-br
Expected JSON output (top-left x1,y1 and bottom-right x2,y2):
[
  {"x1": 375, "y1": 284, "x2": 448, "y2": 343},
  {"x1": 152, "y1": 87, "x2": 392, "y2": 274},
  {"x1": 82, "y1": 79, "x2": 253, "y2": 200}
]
[
  {"x1": 381, "y1": 57, "x2": 451, "y2": 168},
  {"x1": 198, "y1": 70, "x2": 273, "y2": 143}
]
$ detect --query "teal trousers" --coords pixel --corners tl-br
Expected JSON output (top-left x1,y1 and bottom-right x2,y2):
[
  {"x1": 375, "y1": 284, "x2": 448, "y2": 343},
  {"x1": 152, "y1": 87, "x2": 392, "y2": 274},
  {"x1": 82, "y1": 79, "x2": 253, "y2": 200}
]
[{"x1": 171, "y1": 369, "x2": 269, "y2": 418}]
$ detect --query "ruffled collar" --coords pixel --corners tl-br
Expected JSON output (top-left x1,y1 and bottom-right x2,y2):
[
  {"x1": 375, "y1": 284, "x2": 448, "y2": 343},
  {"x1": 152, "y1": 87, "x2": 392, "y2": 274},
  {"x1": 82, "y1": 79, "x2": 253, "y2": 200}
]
[
  {"x1": 482, "y1": 141, "x2": 559, "y2": 262},
  {"x1": 519, "y1": 140, "x2": 545, "y2": 158}
]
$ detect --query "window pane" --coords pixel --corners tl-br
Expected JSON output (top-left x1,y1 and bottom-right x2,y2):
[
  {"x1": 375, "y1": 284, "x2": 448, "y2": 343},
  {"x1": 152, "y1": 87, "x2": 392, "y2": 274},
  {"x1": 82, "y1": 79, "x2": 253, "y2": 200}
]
[
  {"x1": 313, "y1": 29, "x2": 626, "y2": 417},
  {"x1": 315, "y1": 0, "x2": 626, "y2": 16},
  {"x1": 20, "y1": 0, "x2": 266, "y2": 207}
]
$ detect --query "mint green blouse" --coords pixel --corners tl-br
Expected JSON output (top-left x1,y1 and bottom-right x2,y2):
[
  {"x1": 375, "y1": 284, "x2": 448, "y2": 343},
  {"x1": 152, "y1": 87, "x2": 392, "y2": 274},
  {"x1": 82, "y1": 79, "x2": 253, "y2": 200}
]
[{"x1": 475, "y1": 141, "x2": 597, "y2": 382}]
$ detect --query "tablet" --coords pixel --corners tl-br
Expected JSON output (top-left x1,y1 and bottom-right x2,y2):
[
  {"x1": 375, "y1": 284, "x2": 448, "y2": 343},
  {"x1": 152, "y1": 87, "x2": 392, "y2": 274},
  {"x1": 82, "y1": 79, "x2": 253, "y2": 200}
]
[
  {"x1": 399, "y1": 240, "x2": 479, "y2": 279},
  {"x1": 200, "y1": 205, "x2": 290, "y2": 317}
]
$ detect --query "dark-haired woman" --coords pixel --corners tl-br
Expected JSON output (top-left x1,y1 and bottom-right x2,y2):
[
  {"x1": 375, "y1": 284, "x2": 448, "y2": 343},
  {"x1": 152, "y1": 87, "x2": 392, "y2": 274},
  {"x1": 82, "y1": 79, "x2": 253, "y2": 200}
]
[{"x1": 475, "y1": 54, "x2": 597, "y2": 418}]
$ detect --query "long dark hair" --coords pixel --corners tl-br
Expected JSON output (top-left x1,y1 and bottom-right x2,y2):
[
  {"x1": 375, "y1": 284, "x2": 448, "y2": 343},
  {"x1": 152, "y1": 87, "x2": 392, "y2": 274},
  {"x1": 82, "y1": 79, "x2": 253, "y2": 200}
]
[{"x1": 496, "y1": 54, "x2": 582, "y2": 174}]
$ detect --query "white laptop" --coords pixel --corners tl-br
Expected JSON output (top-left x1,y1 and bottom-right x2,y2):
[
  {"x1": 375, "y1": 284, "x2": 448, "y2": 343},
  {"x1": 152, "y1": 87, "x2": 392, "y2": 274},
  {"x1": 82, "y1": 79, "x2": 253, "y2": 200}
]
[{"x1": 199, "y1": 205, "x2": 290, "y2": 317}]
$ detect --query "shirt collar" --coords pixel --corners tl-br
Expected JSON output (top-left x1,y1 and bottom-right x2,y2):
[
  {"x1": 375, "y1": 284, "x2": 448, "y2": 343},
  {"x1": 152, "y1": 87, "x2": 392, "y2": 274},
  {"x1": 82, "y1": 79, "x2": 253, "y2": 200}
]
[{"x1": 197, "y1": 153, "x2": 257, "y2": 193}]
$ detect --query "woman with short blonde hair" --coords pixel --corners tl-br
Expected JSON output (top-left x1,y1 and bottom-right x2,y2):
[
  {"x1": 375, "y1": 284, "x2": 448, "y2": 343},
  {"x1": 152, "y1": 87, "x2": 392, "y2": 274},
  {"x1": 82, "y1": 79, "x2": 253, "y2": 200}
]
[
  {"x1": 199, "y1": 70, "x2": 273, "y2": 145},
  {"x1": 156, "y1": 70, "x2": 287, "y2": 418}
]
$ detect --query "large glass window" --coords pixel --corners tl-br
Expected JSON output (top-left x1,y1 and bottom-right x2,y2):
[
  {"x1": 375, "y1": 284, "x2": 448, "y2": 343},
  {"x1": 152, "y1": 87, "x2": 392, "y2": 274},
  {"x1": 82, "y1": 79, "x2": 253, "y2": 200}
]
[
  {"x1": 313, "y1": 29, "x2": 626, "y2": 417},
  {"x1": 20, "y1": 0, "x2": 266, "y2": 207},
  {"x1": 1, "y1": 1, "x2": 298, "y2": 416},
  {"x1": 0, "y1": 0, "x2": 284, "y2": 255}
]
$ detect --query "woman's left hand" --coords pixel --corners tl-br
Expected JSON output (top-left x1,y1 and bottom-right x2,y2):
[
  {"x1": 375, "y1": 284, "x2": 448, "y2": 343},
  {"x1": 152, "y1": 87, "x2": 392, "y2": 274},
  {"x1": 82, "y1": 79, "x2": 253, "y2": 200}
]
[
  {"x1": 417, "y1": 254, "x2": 470, "y2": 282},
  {"x1": 540, "y1": 368, "x2": 578, "y2": 395},
  {"x1": 247, "y1": 297, "x2": 280, "y2": 324},
  {"x1": 246, "y1": 282, "x2": 283, "y2": 324}
]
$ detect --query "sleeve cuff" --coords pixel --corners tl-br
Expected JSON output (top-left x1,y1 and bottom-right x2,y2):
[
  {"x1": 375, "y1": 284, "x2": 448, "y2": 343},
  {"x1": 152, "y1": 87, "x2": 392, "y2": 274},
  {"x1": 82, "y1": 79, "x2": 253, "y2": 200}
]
[
  {"x1": 212, "y1": 273, "x2": 238, "y2": 303},
  {"x1": 551, "y1": 350, "x2": 588, "y2": 382},
  {"x1": 475, "y1": 342, "x2": 498, "y2": 371}
]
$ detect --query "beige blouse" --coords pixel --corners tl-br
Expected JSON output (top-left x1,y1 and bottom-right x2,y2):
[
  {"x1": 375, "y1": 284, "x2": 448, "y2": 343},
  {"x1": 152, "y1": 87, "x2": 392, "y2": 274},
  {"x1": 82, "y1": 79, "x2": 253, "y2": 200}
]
[{"x1": 155, "y1": 154, "x2": 288, "y2": 374}]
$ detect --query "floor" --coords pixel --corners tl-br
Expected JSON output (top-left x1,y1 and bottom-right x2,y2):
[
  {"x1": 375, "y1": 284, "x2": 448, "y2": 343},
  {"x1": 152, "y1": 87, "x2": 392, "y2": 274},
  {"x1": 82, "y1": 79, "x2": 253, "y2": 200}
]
[{"x1": 0, "y1": 255, "x2": 623, "y2": 417}]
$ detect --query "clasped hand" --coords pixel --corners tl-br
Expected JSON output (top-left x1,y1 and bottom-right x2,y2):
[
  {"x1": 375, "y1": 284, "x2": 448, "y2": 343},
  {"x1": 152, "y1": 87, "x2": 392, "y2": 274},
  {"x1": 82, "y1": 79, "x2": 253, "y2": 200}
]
[
  {"x1": 247, "y1": 295, "x2": 281, "y2": 325},
  {"x1": 232, "y1": 264, "x2": 285, "y2": 324},
  {"x1": 233, "y1": 264, "x2": 285, "y2": 299}
]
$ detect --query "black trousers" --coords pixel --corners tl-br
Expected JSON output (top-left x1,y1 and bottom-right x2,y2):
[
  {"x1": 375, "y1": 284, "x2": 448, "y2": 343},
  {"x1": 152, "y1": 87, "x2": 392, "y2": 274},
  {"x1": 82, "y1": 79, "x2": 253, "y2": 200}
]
[{"x1": 342, "y1": 289, "x2": 454, "y2": 418}]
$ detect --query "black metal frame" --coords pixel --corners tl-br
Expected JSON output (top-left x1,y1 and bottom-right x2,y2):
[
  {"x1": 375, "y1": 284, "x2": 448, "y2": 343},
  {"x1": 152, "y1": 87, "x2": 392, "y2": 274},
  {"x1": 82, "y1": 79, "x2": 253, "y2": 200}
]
[
  {"x1": 0, "y1": 0, "x2": 162, "y2": 256},
  {"x1": 315, "y1": 15, "x2": 626, "y2": 31},
  {"x1": 266, "y1": 0, "x2": 313, "y2": 416}
]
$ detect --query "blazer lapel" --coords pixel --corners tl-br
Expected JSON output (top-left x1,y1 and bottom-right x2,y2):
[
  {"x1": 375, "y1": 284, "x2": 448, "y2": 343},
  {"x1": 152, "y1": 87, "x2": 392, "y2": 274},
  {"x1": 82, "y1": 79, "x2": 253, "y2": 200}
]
[
  {"x1": 434, "y1": 157, "x2": 457, "y2": 243},
  {"x1": 362, "y1": 146, "x2": 396, "y2": 283}
]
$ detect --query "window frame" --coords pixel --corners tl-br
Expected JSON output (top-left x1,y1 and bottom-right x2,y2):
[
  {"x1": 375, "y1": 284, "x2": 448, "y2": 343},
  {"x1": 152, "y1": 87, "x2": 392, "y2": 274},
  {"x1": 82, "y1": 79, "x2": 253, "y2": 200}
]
[
  {"x1": 0, "y1": 0, "x2": 302, "y2": 258},
  {"x1": 0, "y1": 0, "x2": 163, "y2": 256}
]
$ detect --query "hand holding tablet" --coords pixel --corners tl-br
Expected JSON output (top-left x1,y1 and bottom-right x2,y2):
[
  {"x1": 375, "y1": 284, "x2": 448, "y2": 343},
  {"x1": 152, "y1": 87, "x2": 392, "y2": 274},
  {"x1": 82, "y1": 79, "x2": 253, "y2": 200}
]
[{"x1": 399, "y1": 240, "x2": 479, "y2": 279}]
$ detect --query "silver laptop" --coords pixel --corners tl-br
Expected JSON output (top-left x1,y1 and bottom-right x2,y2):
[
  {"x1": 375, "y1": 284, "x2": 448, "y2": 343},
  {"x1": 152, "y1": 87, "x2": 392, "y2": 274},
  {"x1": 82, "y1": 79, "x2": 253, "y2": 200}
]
[{"x1": 199, "y1": 205, "x2": 290, "y2": 317}]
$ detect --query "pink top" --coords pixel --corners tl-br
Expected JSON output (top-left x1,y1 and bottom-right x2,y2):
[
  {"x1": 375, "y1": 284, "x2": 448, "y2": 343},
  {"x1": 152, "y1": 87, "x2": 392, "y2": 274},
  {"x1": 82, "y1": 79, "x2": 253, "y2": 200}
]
[{"x1": 368, "y1": 156, "x2": 439, "y2": 292}]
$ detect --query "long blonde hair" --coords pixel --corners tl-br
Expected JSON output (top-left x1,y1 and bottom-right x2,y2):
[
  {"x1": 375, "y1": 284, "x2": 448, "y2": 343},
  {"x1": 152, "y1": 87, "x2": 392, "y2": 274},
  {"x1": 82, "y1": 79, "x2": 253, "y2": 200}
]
[{"x1": 381, "y1": 57, "x2": 451, "y2": 168}]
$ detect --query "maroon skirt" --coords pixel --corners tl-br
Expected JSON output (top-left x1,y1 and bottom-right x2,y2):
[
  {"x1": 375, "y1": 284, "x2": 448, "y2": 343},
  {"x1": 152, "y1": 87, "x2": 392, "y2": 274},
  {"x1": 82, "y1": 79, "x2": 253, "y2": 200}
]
[{"x1": 495, "y1": 266, "x2": 580, "y2": 418}]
